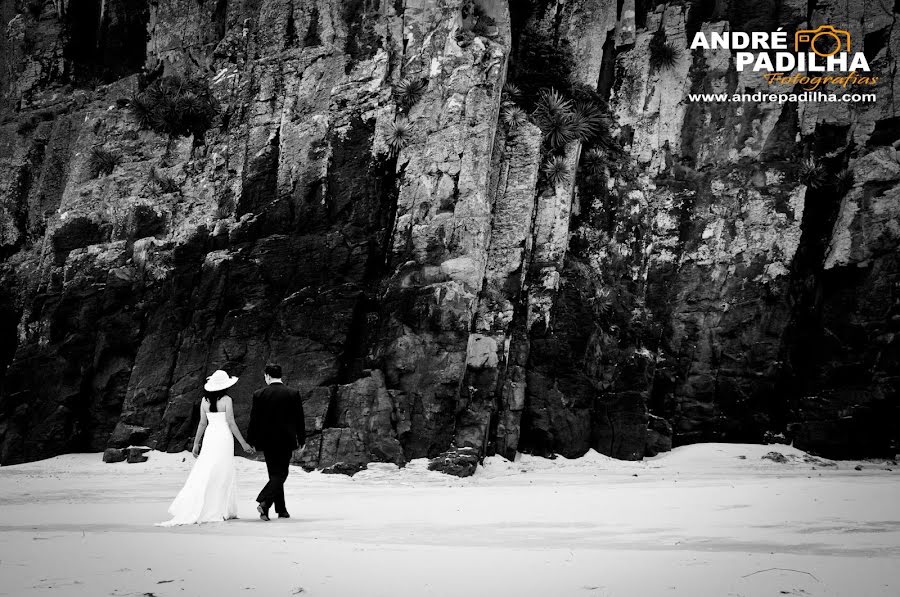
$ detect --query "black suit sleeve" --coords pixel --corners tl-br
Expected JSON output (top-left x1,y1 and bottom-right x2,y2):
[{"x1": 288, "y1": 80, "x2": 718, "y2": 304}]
[
  {"x1": 295, "y1": 390, "x2": 306, "y2": 447},
  {"x1": 247, "y1": 389, "x2": 260, "y2": 447}
]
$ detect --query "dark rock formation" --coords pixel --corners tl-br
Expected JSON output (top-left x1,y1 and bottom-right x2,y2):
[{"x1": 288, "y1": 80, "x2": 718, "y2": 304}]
[
  {"x1": 428, "y1": 447, "x2": 480, "y2": 478},
  {"x1": 761, "y1": 451, "x2": 788, "y2": 464},
  {"x1": 645, "y1": 414, "x2": 673, "y2": 457},
  {"x1": 102, "y1": 447, "x2": 126, "y2": 463},
  {"x1": 321, "y1": 462, "x2": 367, "y2": 477},
  {"x1": 0, "y1": 0, "x2": 897, "y2": 469},
  {"x1": 126, "y1": 446, "x2": 150, "y2": 463}
]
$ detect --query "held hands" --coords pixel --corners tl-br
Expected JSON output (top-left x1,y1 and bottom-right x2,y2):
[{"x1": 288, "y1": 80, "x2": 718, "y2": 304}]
[
  {"x1": 243, "y1": 444, "x2": 256, "y2": 455},
  {"x1": 192, "y1": 445, "x2": 200, "y2": 457}
]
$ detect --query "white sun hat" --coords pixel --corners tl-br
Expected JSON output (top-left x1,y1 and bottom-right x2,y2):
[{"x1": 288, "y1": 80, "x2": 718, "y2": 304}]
[{"x1": 204, "y1": 370, "x2": 239, "y2": 392}]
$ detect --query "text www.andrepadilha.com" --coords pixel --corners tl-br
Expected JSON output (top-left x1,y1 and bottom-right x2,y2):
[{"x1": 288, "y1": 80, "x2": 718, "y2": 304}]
[{"x1": 688, "y1": 91, "x2": 877, "y2": 103}]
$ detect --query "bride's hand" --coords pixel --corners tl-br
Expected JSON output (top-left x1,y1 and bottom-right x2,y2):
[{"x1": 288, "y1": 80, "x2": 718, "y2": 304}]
[
  {"x1": 192, "y1": 445, "x2": 200, "y2": 457},
  {"x1": 244, "y1": 444, "x2": 256, "y2": 455}
]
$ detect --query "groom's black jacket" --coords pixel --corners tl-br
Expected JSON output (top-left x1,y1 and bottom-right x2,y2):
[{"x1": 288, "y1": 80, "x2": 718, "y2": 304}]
[{"x1": 247, "y1": 383, "x2": 306, "y2": 452}]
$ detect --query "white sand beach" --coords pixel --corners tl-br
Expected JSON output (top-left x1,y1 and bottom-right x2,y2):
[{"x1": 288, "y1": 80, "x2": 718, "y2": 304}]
[{"x1": 1, "y1": 443, "x2": 898, "y2": 597}]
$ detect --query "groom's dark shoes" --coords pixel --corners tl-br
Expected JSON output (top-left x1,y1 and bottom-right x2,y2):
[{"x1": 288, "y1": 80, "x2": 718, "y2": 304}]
[
  {"x1": 257, "y1": 501, "x2": 270, "y2": 521},
  {"x1": 277, "y1": 511, "x2": 290, "y2": 519}
]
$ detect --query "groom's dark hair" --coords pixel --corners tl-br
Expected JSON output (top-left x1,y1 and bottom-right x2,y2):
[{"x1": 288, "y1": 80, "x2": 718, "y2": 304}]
[{"x1": 264, "y1": 363, "x2": 282, "y2": 378}]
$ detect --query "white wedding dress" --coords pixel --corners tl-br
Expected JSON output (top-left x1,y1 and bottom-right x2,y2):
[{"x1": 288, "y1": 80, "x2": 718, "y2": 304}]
[{"x1": 156, "y1": 412, "x2": 238, "y2": 526}]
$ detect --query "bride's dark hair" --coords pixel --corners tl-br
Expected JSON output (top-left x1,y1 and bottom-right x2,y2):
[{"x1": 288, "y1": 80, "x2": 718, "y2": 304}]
[{"x1": 204, "y1": 388, "x2": 228, "y2": 412}]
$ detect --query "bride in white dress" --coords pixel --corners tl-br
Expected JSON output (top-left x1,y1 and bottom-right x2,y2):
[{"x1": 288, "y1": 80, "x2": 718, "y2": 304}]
[{"x1": 157, "y1": 370, "x2": 255, "y2": 526}]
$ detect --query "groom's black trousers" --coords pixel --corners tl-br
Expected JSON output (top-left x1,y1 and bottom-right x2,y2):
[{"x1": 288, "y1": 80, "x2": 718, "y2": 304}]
[{"x1": 257, "y1": 449, "x2": 291, "y2": 513}]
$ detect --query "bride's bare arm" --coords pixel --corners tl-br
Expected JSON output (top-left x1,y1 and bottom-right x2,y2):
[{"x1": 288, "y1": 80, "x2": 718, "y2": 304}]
[
  {"x1": 222, "y1": 396, "x2": 253, "y2": 452},
  {"x1": 192, "y1": 403, "x2": 209, "y2": 456}
]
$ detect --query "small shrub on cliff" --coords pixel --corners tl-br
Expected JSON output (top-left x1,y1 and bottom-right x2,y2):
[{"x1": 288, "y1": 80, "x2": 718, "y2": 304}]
[
  {"x1": 501, "y1": 105, "x2": 528, "y2": 131},
  {"x1": 392, "y1": 77, "x2": 428, "y2": 111},
  {"x1": 388, "y1": 116, "x2": 411, "y2": 155},
  {"x1": 148, "y1": 167, "x2": 180, "y2": 195},
  {"x1": 87, "y1": 147, "x2": 121, "y2": 178},
  {"x1": 533, "y1": 88, "x2": 577, "y2": 150},
  {"x1": 534, "y1": 88, "x2": 572, "y2": 119},
  {"x1": 571, "y1": 101, "x2": 608, "y2": 144},
  {"x1": 581, "y1": 148, "x2": 607, "y2": 178},
  {"x1": 130, "y1": 76, "x2": 219, "y2": 141},
  {"x1": 541, "y1": 155, "x2": 570, "y2": 187},
  {"x1": 531, "y1": 86, "x2": 616, "y2": 153},
  {"x1": 591, "y1": 287, "x2": 614, "y2": 316},
  {"x1": 577, "y1": 147, "x2": 610, "y2": 204},
  {"x1": 834, "y1": 168, "x2": 854, "y2": 194},
  {"x1": 129, "y1": 94, "x2": 154, "y2": 129},
  {"x1": 84, "y1": 75, "x2": 106, "y2": 90},
  {"x1": 502, "y1": 83, "x2": 522, "y2": 104},
  {"x1": 649, "y1": 30, "x2": 680, "y2": 71},
  {"x1": 798, "y1": 157, "x2": 825, "y2": 188},
  {"x1": 500, "y1": 83, "x2": 522, "y2": 127}
]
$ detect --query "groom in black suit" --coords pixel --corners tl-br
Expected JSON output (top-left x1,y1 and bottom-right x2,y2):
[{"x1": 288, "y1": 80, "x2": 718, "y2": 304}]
[{"x1": 247, "y1": 363, "x2": 306, "y2": 521}]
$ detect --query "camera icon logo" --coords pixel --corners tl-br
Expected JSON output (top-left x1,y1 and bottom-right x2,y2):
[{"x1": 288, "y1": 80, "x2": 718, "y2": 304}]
[{"x1": 794, "y1": 25, "x2": 851, "y2": 57}]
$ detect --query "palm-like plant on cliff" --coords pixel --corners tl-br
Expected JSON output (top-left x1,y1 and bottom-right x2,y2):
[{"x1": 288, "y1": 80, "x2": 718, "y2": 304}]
[
  {"x1": 577, "y1": 147, "x2": 610, "y2": 202},
  {"x1": 542, "y1": 155, "x2": 570, "y2": 187},
  {"x1": 592, "y1": 286, "x2": 614, "y2": 317},
  {"x1": 798, "y1": 157, "x2": 825, "y2": 188},
  {"x1": 502, "y1": 82, "x2": 522, "y2": 105},
  {"x1": 501, "y1": 105, "x2": 529, "y2": 131},
  {"x1": 87, "y1": 147, "x2": 121, "y2": 179},
  {"x1": 649, "y1": 29, "x2": 680, "y2": 71},
  {"x1": 834, "y1": 168, "x2": 854, "y2": 194},
  {"x1": 175, "y1": 91, "x2": 211, "y2": 124},
  {"x1": 147, "y1": 166, "x2": 180, "y2": 195},
  {"x1": 129, "y1": 94, "x2": 154, "y2": 129},
  {"x1": 581, "y1": 148, "x2": 607, "y2": 179},
  {"x1": 533, "y1": 88, "x2": 577, "y2": 150},
  {"x1": 571, "y1": 83, "x2": 618, "y2": 150},
  {"x1": 571, "y1": 100, "x2": 609, "y2": 144},
  {"x1": 392, "y1": 77, "x2": 428, "y2": 111},
  {"x1": 388, "y1": 116, "x2": 411, "y2": 156},
  {"x1": 533, "y1": 88, "x2": 571, "y2": 120},
  {"x1": 130, "y1": 76, "x2": 219, "y2": 141}
]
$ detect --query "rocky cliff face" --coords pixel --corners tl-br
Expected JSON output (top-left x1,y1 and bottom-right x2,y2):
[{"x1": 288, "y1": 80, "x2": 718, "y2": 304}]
[{"x1": 1, "y1": 0, "x2": 897, "y2": 468}]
